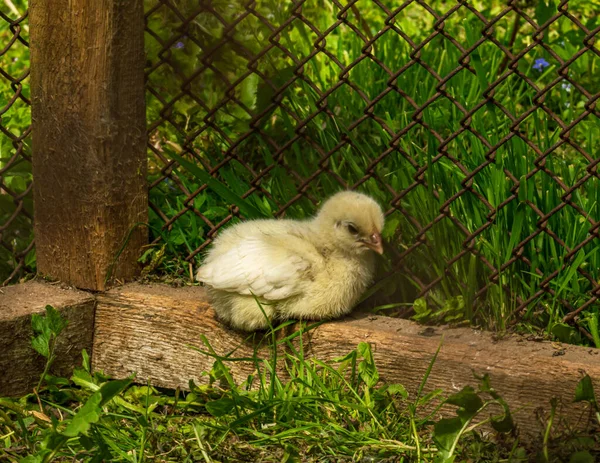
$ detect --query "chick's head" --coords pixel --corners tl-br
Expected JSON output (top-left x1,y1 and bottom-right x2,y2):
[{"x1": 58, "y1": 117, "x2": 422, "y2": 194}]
[{"x1": 315, "y1": 191, "x2": 385, "y2": 256}]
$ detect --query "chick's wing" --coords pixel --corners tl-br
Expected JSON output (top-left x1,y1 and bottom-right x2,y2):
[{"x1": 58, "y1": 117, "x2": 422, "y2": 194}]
[{"x1": 197, "y1": 235, "x2": 313, "y2": 301}]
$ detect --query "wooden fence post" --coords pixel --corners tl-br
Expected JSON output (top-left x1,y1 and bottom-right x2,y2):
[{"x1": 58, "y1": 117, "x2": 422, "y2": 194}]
[{"x1": 28, "y1": 0, "x2": 148, "y2": 290}]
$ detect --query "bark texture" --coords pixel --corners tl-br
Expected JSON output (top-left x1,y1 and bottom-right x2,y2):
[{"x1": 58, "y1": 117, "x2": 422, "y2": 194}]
[{"x1": 29, "y1": 0, "x2": 147, "y2": 290}]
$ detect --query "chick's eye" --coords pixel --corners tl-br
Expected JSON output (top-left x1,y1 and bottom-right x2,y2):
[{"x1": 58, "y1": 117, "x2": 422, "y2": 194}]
[{"x1": 346, "y1": 223, "x2": 359, "y2": 235}]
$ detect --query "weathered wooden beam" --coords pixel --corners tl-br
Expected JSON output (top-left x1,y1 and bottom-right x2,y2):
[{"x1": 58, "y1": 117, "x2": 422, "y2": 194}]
[
  {"x1": 29, "y1": 0, "x2": 147, "y2": 291},
  {"x1": 93, "y1": 283, "x2": 600, "y2": 441},
  {"x1": 0, "y1": 281, "x2": 95, "y2": 397}
]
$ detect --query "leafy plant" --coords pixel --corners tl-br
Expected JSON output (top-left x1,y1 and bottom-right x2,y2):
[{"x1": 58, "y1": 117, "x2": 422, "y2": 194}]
[
  {"x1": 433, "y1": 376, "x2": 514, "y2": 463},
  {"x1": 575, "y1": 374, "x2": 600, "y2": 426},
  {"x1": 31, "y1": 305, "x2": 68, "y2": 392},
  {"x1": 1, "y1": 311, "x2": 599, "y2": 461}
]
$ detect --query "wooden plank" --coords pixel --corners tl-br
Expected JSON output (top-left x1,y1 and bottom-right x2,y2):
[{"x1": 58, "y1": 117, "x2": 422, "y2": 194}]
[
  {"x1": 0, "y1": 281, "x2": 95, "y2": 397},
  {"x1": 29, "y1": 0, "x2": 147, "y2": 291},
  {"x1": 93, "y1": 284, "x2": 267, "y2": 388},
  {"x1": 93, "y1": 283, "x2": 600, "y2": 441}
]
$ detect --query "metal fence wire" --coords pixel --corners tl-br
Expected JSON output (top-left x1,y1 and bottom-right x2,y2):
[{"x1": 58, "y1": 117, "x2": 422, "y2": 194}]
[
  {"x1": 0, "y1": 5, "x2": 32, "y2": 286},
  {"x1": 144, "y1": 0, "x2": 600, "y2": 329},
  {"x1": 2, "y1": 1, "x2": 599, "y2": 334}
]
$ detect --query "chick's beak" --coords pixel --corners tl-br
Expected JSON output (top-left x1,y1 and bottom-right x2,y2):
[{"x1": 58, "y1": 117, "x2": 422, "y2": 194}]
[{"x1": 365, "y1": 232, "x2": 384, "y2": 255}]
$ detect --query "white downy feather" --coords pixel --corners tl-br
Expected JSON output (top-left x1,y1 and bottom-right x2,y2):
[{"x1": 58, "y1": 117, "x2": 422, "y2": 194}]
[{"x1": 197, "y1": 236, "x2": 311, "y2": 301}]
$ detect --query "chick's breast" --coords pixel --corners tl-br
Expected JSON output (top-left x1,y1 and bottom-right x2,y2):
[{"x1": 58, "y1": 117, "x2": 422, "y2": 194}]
[{"x1": 279, "y1": 248, "x2": 376, "y2": 321}]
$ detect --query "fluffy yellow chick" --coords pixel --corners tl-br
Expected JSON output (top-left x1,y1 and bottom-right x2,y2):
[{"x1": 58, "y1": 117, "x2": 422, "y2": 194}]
[{"x1": 196, "y1": 191, "x2": 385, "y2": 331}]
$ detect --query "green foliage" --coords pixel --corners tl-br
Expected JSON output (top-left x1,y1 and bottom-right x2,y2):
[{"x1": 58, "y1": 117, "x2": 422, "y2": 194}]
[
  {"x1": 169, "y1": 151, "x2": 267, "y2": 220},
  {"x1": 433, "y1": 382, "x2": 513, "y2": 463},
  {"x1": 2, "y1": 0, "x2": 600, "y2": 342},
  {"x1": 551, "y1": 322, "x2": 583, "y2": 345},
  {"x1": 574, "y1": 374, "x2": 600, "y2": 426},
  {"x1": 356, "y1": 341, "x2": 379, "y2": 388},
  {"x1": 575, "y1": 375, "x2": 597, "y2": 405},
  {"x1": 31, "y1": 305, "x2": 68, "y2": 393},
  {"x1": 1, "y1": 313, "x2": 599, "y2": 461},
  {"x1": 569, "y1": 450, "x2": 596, "y2": 463},
  {"x1": 204, "y1": 396, "x2": 236, "y2": 417},
  {"x1": 63, "y1": 379, "x2": 133, "y2": 438},
  {"x1": 143, "y1": 0, "x2": 600, "y2": 342},
  {"x1": 571, "y1": 376, "x2": 600, "y2": 462},
  {"x1": 31, "y1": 306, "x2": 67, "y2": 358}
]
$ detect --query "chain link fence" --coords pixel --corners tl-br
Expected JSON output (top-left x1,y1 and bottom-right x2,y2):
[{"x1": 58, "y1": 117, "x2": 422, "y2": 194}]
[
  {"x1": 145, "y1": 0, "x2": 600, "y2": 333},
  {"x1": 2, "y1": 0, "x2": 599, "y2": 335},
  {"x1": 0, "y1": 2, "x2": 32, "y2": 286}
]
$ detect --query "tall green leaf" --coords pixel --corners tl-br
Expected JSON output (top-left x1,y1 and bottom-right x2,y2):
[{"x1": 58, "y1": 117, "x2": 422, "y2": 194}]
[{"x1": 169, "y1": 151, "x2": 267, "y2": 219}]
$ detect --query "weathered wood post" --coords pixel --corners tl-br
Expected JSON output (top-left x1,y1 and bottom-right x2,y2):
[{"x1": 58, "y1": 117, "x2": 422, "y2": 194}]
[{"x1": 29, "y1": 0, "x2": 147, "y2": 290}]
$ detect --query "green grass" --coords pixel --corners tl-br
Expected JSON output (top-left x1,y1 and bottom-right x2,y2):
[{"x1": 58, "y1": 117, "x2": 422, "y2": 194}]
[
  {"x1": 2, "y1": 0, "x2": 600, "y2": 344},
  {"x1": 2, "y1": 3, "x2": 600, "y2": 461},
  {"x1": 2, "y1": 306, "x2": 599, "y2": 462},
  {"x1": 144, "y1": 0, "x2": 600, "y2": 343}
]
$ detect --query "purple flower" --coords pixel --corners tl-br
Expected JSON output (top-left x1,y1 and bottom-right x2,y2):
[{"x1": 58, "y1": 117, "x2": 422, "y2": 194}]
[
  {"x1": 561, "y1": 82, "x2": 572, "y2": 92},
  {"x1": 173, "y1": 41, "x2": 185, "y2": 49},
  {"x1": 163, "y1": 178, "x2": 178, "y2": 192},
  {"x1": 533, "y1": 58, "x2": 550, "y2": 71}
]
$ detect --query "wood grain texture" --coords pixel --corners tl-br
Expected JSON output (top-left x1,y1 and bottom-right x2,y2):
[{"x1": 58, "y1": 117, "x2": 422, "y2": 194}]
[
  {"x1": 93, "y1": 283, "x2": 600, "y2": 441},
  {"x1": 93, "y1": 284, "x2": 271, "y2": 388},
  {"x1": 29, "y1": 0, "x2": 147, "y2": 290},
  {"x1": 0, "y1": 281, "x2": 95, "y2": 397}
]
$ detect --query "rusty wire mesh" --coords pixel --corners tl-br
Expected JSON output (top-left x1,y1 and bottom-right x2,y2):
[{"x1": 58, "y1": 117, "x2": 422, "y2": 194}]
[
  {"x1": 145, "y1": 0, "x2": 599, "y2": 331},
  {"x1": 0, "y1": 4, "x2": 32, "y2": 286}
]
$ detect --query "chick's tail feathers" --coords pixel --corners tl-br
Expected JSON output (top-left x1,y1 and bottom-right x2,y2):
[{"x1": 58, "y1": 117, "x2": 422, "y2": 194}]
[{"x1": 195, "y1": 265, "x2": 210, "y2": 283}]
